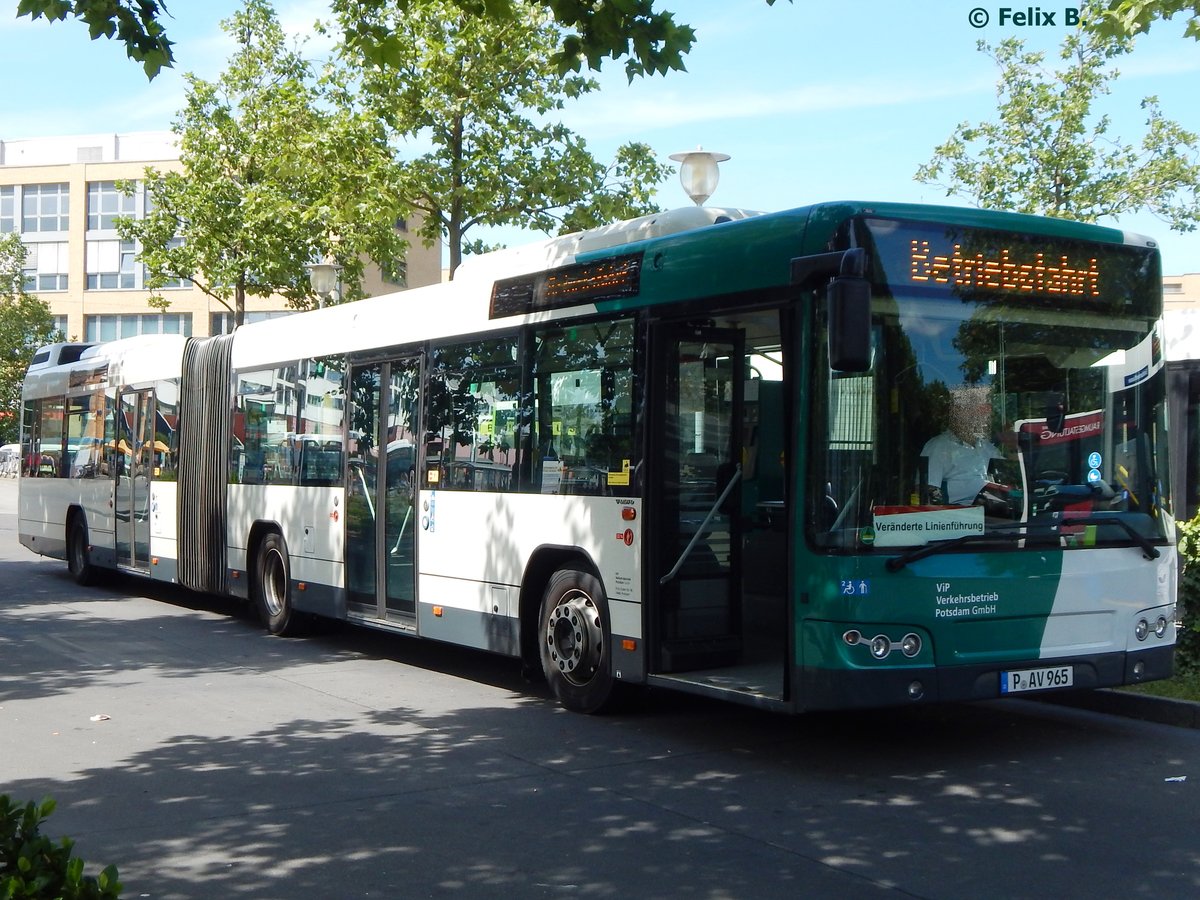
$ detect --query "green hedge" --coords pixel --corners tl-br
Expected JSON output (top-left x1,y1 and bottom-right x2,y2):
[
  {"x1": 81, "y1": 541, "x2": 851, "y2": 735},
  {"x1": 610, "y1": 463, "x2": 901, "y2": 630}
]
[
  {"x1": 1, "y1": 796, "x2": 120, "y2": 900},
  {"x1": 1175, "y1": 517, "x2": 1200, "y2": 675}
]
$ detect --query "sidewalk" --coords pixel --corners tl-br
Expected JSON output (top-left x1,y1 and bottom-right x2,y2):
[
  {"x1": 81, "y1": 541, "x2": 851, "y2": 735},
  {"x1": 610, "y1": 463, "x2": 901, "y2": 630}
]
[{"x1": 1042, "y1": 685, "x2": 1200, "y2": 729}]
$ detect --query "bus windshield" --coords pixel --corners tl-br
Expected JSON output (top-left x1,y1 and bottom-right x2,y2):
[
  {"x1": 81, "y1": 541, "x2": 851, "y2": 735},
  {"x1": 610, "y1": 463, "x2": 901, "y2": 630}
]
[{"x1": 813, "y1": 216, "x2": 1171, "y2": 553}]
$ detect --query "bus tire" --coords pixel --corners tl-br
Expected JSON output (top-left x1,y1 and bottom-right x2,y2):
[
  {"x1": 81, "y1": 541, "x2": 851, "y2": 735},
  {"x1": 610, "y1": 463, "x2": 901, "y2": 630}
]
[
  {"x1": 538, "y1": 568, "x2": 615, "y2": 714},
  {"x1": 253, "y1": 532, "x2": 305, "y2": 636},
  {"x1": 66, "y1": 514, "x2": 97, "y2": 586}
]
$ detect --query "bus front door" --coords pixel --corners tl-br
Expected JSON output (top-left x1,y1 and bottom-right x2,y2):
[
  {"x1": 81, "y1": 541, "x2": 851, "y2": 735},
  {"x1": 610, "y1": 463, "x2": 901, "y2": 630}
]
[
  {"x1": 652, "y1": 324, "x2": 744, "y2": 673},
  {"x1": 115, "y1": 388, "x2": 153, "y2": 572},
  {"x1": 346, "y1": 357, "x2": 420, "y2": 625}
]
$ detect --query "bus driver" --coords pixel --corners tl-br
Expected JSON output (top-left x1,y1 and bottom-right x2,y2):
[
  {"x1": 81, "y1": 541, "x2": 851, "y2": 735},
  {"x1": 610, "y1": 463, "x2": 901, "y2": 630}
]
[{"x1": 922, "y1": 385, "x2": 1006, "y2": 506}]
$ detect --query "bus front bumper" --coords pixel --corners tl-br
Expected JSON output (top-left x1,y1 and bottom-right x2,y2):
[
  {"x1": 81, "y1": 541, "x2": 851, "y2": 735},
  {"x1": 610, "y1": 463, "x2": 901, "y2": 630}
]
[{"x1": 798, "y1": 645, "x2": 1175, "y2": 711}]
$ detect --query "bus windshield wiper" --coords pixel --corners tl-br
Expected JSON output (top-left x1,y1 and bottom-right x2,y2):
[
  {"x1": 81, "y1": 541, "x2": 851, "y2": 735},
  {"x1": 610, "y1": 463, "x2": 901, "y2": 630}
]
[
  {"x1": 884, "y1": 517, "x2": 1161, "y2": 573},
  {"x1": 1052, "y1": 516, "x2": 1161, "y2": 561},
  {"x1": 885, "y1": 528, "x2": 1026, "y2": 572}
]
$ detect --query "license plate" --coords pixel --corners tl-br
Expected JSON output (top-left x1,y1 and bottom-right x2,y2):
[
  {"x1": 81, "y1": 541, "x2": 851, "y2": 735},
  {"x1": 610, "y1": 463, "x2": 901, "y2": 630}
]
[{"x1": 1000, "y1": 665, "x2": 1073, "y2": 694}]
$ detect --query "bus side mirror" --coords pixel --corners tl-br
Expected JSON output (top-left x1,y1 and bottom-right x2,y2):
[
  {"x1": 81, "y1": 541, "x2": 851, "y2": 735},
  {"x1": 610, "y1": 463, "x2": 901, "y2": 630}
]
[
  {"x1": 827, "y1": 274, "x2": 872, "y2": 372},
  {"x1": 790, "y1": 247, "x2": 873, "y2": 372}
]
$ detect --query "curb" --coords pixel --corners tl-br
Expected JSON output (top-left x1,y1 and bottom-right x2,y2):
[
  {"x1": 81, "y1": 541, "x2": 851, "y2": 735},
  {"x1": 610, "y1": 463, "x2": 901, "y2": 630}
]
[{"x1": 1037, "y1": 688, "x2": 1200, "y2": 729}]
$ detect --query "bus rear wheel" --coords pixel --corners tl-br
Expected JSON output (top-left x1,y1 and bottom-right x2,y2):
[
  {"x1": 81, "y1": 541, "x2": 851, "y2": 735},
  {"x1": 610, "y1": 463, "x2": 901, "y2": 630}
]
[
  {"x1": 66, "y1": 514, "x2": 97, "y2": 586},
  {"x1": 253, "y1": 532, "x2": 306, "y2": 636},
  {"x1": 538, "y1": 568, "x2": 615, "y2": 713}
]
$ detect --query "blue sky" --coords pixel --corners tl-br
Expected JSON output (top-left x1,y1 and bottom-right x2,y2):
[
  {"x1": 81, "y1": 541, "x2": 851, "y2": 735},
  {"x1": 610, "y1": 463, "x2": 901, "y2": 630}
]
[{"x1": 3, "y1": 0, "x2": 1199, "y2": 273}]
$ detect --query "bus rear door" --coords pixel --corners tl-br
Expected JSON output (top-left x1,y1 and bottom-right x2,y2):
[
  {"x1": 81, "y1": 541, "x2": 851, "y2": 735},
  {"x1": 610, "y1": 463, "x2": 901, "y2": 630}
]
[{"x1": 114, "y1": 387, "x2": 153, "y2": 572}]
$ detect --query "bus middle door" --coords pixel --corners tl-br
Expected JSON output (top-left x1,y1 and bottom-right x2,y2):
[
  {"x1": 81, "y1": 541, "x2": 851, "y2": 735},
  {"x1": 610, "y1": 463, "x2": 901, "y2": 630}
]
[{"x1": 346, "y1": 356, "x2": 420, "y2": 626}]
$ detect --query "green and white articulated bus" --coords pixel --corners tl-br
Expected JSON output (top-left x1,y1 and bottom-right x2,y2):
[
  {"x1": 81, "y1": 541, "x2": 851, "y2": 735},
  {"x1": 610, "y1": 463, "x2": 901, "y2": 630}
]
[{"x1": 19, "y1": 200, "x2": 1177, "y2": 713}]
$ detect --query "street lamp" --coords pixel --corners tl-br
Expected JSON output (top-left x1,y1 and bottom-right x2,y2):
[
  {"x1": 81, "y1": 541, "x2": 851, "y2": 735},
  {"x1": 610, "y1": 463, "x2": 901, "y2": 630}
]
[
  {"x1": 306, "y1": 258, "x2": 341, "y2": 309},
  {"x1": 668, "y1": 147, "x2": 730, "y2": 206}
]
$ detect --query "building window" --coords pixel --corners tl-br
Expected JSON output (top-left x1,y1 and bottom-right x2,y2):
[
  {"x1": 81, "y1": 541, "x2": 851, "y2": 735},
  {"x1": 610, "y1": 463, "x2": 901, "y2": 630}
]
[
  {"x1": 87, "y1": 181, "x2": 137, "y2": 232},
  {"x1": 157, "y1": 236, "x2": 188, "y2": 289},
  {"x1": 21, "y1": 184, "x2": 70, "y2": 233},
  {"x1": 23, "y1": 241, "x2": 69, "y2": 292},
  {"x1": 0, "y1": 187, "x2": 14, "y2": 233},
  {"x1": 86, "y1": 239, "x2": 138, "y2": 289},
  {"x1": 51, "y1": 315, "x2": 68, "y2": 339},
  {"x1": 83, "y1": 182, "x2": 187, "y2": 291},
  {"x1": 85, "y1": 236, "x2": 188, "y2": 292},
  {"x1": 1164, "y1": 282, "x2": 1183, "y2": 294},
  {"x1": 210, "y1": 310, "x2": 296, "y2": 335},
  {"x1": 85, "y1": 313, "x2": 192, "y2": 343}
]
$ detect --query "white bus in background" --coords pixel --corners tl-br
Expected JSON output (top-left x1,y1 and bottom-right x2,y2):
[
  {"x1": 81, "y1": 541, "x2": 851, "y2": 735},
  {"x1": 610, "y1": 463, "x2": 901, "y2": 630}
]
[{"x1": 0, "y1": 443, "x2": 20, "y2": 477}]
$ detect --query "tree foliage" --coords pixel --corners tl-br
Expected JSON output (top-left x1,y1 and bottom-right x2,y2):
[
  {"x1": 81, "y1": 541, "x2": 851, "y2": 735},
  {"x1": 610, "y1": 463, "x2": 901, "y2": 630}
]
[
  {"x1": 17, "y1": 0, "x2": 173, "y2": 77},
  {"x1": 332, "y1": 0, "x2": 672, "y2": 277},
  {"x1": 915, "y1": 30, "x2": 1200, "y2": 232},
  {"x1": 1087, "y1": 0, "x2": 1200, "y2": 40},
  {"x1": 1175, "y1": 513, "x2": 1200, "y2": 673},
  {"x1": 0, "y1": 234, "x2": 60, "y2": 444},
  {"x1": 341, "y1": 0, "x2": 694, "y2": 81},
  {"x1": 556, "y1": 141, "x2": 673, "y2": 234},
  {"x1": 16, "y1": 0, "x2": 790, "y2": 81},
  {"x1": 118, "y1": 0, "x2": 408, "y2": 324}
]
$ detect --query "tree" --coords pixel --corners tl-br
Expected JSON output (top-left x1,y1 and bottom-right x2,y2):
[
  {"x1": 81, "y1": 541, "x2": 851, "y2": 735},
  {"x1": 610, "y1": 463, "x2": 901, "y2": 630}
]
[
  {"x1": 915, "y1": 30, "x2": 1200, "y2": 232},
  {"x1": 1087, "y1": 1, "x2": 1200, "y2": 41},
  {"x1": 556, "y1": 141, "x2": 675, "y2": 235},
  {"x1": 0, "y1": 234, "x2": 61, "y2": 444},
  {"x1": 17, "y1": 0, "x2": 173, "y2": 77},
  {"x1": 332, "y1": 0, "x2": 672, "y2": 278},
  {"x1": 18, "y1": 0, "x2": 791, "y2": 81},
  {"x1": 118, "y1": 0, "x2": 409, "y2": 325}
]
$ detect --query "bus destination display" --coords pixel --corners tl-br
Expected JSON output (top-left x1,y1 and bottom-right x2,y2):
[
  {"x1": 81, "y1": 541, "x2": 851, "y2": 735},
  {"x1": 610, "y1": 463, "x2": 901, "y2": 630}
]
[
  {"x1": 862, "y1": 217, "x2": 1158, "y2": 311},
  {"x1": 909, "y1": 240, "x2": 1099, "y2": 297}
]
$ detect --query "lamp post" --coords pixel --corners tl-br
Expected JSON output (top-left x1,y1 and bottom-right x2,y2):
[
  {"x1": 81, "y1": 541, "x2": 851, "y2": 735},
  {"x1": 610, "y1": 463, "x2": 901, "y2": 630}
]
[
  {"x1": 306, "y1": 258, "x2": 341, "y2": 309},
  {"x1": 668, "y1": 147, "x2": 730, "y2": 206}
]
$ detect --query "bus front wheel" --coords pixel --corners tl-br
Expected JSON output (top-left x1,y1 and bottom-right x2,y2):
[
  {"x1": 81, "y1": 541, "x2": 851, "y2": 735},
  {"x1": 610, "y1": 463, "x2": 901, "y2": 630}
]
[
  {"x1": 538, "y1": 568, "x2": 615, "y2": 713},
  {"x1": 253, "y1": 532, "x2": 305, "y2": 636},
  {"x1": 66, "y1": 514, "x2": 97, "y2": 586}
]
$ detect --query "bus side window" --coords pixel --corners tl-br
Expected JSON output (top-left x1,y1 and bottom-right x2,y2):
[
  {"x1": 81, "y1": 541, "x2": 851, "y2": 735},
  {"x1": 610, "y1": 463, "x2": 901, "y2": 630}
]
[
  {"x1": 296, "y1": 357, "x2": 346, "y2": 488},
  {"x1": 425, "y1": 336, "x2": 522, "y2": 493},
  {"x1": 530, "y1": 319, "x2": 638, "y2": 497},
  {"x1": 33, "y1": 398, "x2": 65, "y2": 479},
  {"x1": 234, "y1": 365, "x2": 298, "y2": 485}
]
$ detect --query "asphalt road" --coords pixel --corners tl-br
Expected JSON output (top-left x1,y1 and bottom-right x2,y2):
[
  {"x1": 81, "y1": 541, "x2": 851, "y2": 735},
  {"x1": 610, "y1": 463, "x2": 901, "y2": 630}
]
[{"x1": 2, "y1": 477, "x2": 1199, "y2": 899}]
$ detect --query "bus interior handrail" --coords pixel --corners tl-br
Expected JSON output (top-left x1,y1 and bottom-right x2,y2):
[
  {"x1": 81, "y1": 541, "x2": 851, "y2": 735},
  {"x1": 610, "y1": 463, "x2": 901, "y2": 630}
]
[{"x1": 659, "y1": 463, "x2": 742, "y2": 586}]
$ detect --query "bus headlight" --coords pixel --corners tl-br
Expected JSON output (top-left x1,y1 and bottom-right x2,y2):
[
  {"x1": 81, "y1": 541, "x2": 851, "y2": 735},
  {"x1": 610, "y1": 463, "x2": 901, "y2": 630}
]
[
  {"x1": 900, "y1": 633, "x2": 922, "y2": 658},
  {"x1": 870, "y1": 635, "x2": 891, "y2": 659},
  {"x1": 1134, "y1": 618, "x2": 1149, "y2": 641},
  {"x1": 1154, "y1": 616, "x2": 1168, "y2": 639}
]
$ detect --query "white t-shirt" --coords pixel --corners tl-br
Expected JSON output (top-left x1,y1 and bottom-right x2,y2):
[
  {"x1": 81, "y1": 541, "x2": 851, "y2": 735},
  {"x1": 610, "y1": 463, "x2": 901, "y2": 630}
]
[{"x1": 921, "y1": 431, "x2": 1000, "y2": 505}]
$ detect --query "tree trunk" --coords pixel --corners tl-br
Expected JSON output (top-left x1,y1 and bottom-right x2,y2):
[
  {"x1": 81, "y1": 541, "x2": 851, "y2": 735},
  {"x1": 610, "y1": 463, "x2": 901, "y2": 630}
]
[{"x1": 448, "y1": 113, "x2": 465, "y2": 280}]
